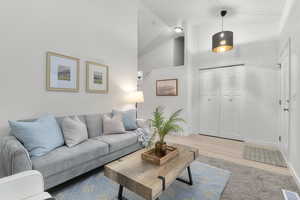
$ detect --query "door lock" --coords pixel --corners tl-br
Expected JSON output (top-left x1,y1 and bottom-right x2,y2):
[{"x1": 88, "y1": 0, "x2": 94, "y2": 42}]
[{"x1": 283, "y1": 108, "x2": 289, "y2": 112}]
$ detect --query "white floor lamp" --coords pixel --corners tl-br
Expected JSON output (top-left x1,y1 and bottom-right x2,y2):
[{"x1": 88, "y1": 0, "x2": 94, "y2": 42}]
[{"x1": 128, "y1": 91, "x2": 144, "y2": 118}]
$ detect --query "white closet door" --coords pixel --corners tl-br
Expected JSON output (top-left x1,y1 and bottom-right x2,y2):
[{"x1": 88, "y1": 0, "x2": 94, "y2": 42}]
[
  {"x1": 219, "y1": 95, "x2": 241, "y2": 140},
  {"x1": 219, "y1": 66, "x2": 243, "y2": 95},
  {"x1": 218, "y1": 67, "x2": 242, "y2": 140},
  {"x1": 199, "y1": 70, "x2": 220, "y2": 136},
  {"x1": 199, "y1": 69, "x2": 219, "y2": 96},
  {"x1": 199, "y1": 66, "x2": 243, "y2": 140},
  {"x1": 199, "y1": 95, "x2": 220, "y2": 136}
]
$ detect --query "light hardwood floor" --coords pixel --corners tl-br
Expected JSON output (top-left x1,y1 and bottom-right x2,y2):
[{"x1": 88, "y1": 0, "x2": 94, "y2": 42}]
[{"x1": 166, "y1": 134, "x2": 291, "y2": 176}]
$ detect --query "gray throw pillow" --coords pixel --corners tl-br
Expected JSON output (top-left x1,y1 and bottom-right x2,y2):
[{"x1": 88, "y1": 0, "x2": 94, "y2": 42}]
[
  {"x1": 103, "y1": 113, "x2": 126, "y2": 134},
  {"x1": 61, "y1": 116, "x2": 88, "y2": 147}
]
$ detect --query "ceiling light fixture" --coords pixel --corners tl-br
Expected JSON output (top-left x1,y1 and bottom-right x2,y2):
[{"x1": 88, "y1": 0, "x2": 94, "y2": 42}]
[
  {"x1": 212, "y1": 10, "x2": 233, "y2": 53},
  {"x1": 174, "y1": 26, "x2": 184, "y2": 34}
]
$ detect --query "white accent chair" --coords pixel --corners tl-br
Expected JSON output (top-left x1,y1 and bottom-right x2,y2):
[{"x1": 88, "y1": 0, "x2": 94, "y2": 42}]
[{"x1": 0, "y1": 170, "x2": 53, "y2": 200}]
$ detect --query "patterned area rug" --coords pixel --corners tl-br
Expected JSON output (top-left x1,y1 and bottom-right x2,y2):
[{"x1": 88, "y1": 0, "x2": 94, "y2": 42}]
[
  {"x1": 243, "y1": 145, "x2": 287, "y2": 168},
  {"x1": 50, "y1": 161, "x2": 231, "y2": 200}
]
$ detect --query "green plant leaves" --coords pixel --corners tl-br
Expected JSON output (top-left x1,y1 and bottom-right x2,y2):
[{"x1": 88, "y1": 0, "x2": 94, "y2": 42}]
[{"x1": 150, "y1": 106, "x2": 185, "y2": 144}]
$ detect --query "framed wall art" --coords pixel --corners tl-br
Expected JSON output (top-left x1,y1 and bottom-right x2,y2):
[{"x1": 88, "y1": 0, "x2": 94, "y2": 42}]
[
  {"x1": 86, "y1": 61, "x2": 109, "y2": 93},
  {"x1": 156, "y1": 79, "x2": 178, "y2": 96},
  {"x1": 46, "y1": 52, "x2": 80, "y2": 92}
]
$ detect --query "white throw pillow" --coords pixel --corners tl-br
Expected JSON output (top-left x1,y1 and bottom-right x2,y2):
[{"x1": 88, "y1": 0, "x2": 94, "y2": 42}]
[
  {"x1": 103, "y1": 113, "x2": 126, "y2": 135},
  {"x1": 61, "y1": 116, "x2": 88, "y2": 147}
]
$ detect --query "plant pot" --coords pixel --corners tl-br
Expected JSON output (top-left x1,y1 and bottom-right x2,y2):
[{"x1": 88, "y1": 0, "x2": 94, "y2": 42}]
[{"x1": 155, "y1": 142, "x2": 167, "y2": 157}]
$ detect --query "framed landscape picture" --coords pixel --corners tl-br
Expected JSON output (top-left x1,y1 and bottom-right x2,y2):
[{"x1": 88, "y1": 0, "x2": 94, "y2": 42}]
[
  {"x1": 86, "y1": 61, "x2": 109, "y2": 93},
  {"x1": 156, "y1": 79, "x2": 178, "y2": 96},
  {"x1": 46, "y1": 52, "x2": 80, "y2": 92}
]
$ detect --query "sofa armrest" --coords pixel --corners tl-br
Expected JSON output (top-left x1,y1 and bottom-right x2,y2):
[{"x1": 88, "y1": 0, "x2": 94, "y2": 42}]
[
  {"x1": 136, "y1": 119, "x2": 150, "y2": 129},
  {"x1": 0, "y1": 170, "x2": 52, "y2": 200},
  {"x1": 0, "y1": 136, "x2": 32, "y2": 177}
]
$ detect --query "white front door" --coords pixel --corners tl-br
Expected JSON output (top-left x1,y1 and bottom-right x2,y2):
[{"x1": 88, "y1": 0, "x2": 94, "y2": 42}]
[{"x1": 279, "y1": 42, "x2": 291, "y2": 159}]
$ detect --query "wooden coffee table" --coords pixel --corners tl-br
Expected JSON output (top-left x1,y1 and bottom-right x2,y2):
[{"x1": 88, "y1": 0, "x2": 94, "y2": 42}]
[{"x1": 104, "y1": 143, "x2": 199, "y2": 200}]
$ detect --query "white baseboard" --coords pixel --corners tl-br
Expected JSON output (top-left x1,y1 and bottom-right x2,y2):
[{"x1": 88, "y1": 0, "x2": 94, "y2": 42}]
[
  {"x1": 277, "y1": 144, "x2": 300, "y2": 191},
  {"x1": 287, "y1": 162, "x2": 300, "y2": 192}
]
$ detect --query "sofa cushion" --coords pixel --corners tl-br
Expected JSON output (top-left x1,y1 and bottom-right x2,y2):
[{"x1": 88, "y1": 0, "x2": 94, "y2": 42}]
[
  {"x1": 127, "y1": 130, "x2": 143, "y2": 137},
  {"x1": 31, "y1": 139, "x2": 109, "y2": 177},
  {"x1": 94, "y1": 133, "x2": 138, "y2": 152},
  {"x1": 85, "y1": 114, "x2": 103, "y2": 138}
]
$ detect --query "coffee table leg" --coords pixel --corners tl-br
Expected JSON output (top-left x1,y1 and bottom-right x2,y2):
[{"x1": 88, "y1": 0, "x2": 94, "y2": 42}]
[
  {"x1": 118, "y1": 185, "x2": 127, "y2": 200},
  {"x1": 176, "y1": 166, "x2": 193, "y2": 185}
]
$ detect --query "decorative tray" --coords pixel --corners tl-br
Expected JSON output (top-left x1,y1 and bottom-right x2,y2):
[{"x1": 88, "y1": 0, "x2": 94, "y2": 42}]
[{"x1": 141, "y1": 145, "x2": 179, "y2": 165}]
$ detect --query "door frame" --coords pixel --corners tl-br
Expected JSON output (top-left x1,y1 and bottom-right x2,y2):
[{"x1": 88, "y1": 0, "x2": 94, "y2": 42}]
[{"x1": 278, "y1": 37, "x2": 291, "y2": 160}]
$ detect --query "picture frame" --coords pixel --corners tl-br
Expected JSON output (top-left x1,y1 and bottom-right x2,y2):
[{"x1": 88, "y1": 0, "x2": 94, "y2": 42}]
[
  {"x1": 46, "y1": 52, "x2": 80, "y2": 92},
  {"x1": 156, "y1": 79, "x2": 178, "y2": 96},
  {"x1": 86, "y1": 61, "x2": 109, "y2": 93}
]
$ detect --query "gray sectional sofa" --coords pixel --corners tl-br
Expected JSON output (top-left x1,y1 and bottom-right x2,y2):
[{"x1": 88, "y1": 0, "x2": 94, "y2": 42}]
[{"x1": 0, "y1": 113, "x2": 145, "y2": 189}]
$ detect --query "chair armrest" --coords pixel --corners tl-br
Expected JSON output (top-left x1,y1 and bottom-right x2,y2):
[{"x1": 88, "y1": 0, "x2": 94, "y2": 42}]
[
  {"x1": 0, "y1": 170, "x2": 51, "y2": 200},
  {"x1": 0, "y1": 136, "x2": 32, "y2": 177}
]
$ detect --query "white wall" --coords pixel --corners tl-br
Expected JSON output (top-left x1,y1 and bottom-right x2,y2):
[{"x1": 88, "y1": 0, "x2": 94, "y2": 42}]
[
  {"x1": 139, "y1": 40, "x2": 174, "y2": 72},
  {"x1": 280, "y1": 0, "x2": 300, "y2": 186},
  {"x1": 138, "y1": 3, "x2": 281, "y2": 143},
  {"x1": 190, "y1": 23, "x2": 280, "y2": 144},
  {"x1": 240, "y1": 66, "x2": 280, "y2": 144},
  {"x1": 138, "y1": 3, "x2": 185, "y2": 73},
  {"x1": 139, "y1": 33, "x2": 185, "y2": 73},
  {"x1": 138, "y1": 4, "x2": 190, "y2": 134},
  {"x1": 0, "y1": 0, "x2": 138, "y2": 136},
  {"x1": 138, "y1": 3, "x2": 172, "y2": 72},
  {"x1": 140, "y1": 66, "x2": 189, "y2": 135}
]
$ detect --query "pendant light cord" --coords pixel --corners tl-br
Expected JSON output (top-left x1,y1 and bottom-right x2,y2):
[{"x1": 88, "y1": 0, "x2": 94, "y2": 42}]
[
  {"x1": 220, "y1": 10, "x2": 227, "y2": 32},
  {"x1": 222, "y1": 16, "x2": 224, "y2": 31}
]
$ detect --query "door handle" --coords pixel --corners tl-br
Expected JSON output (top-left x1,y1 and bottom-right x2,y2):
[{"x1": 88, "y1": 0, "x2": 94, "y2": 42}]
[{"x1": 284, "y1": 108, "x2": 289, "y2": 112}]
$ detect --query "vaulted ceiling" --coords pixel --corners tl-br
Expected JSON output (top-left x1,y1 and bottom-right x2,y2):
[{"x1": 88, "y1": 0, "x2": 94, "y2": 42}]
[
  {"x1": 139, "y1": 0, "x2": 287, "y2": 54},
  {"x1": 141, "y1": 0, "x2": 286, "y2": 26}
]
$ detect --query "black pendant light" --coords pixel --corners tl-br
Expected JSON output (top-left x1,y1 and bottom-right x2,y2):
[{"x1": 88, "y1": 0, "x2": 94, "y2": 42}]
[{"x1": 212, "y1": 10, "x2": 233, "y2": 53}]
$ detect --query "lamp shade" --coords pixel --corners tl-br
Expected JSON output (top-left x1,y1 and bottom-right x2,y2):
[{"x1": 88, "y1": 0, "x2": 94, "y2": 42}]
[
  {"x1": 212, "y1": 31, "x2": 233, "y2": 53},
  {"x1": 128, "y1": 91, "x2": 144, "y2": 103}
]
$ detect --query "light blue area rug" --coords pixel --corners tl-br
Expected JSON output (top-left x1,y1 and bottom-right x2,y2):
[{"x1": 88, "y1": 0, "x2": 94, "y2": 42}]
[{"x1": 51, "y1": 161, "x2": 231, "y2": 200}]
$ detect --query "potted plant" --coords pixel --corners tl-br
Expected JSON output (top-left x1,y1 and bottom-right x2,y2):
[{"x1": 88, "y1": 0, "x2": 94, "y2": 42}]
[{"x1": 149, "y1": 106, "x2": 185, "y2": 157}]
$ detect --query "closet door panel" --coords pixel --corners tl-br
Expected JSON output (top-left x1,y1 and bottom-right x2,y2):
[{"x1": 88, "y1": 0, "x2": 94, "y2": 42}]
[
  {"x1": 199, "y1": 70, "x2": 220, "y2": 136},
  {"x1": 219, "y1": 95, "x2": 242, "y2": 140},
  {"x1": 219, "y1": 67, "x2": 243, "y2": 95},
  {"x1": 199, "y1": 70, "x2": 219, "y2": 96},
  {"x1": 199, "y1": 95, "x2": 220, "y2": 136}
]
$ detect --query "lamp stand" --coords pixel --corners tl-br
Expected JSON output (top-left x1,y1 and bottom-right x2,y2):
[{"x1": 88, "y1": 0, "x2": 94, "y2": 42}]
[{"x1": 135, "y1": 103, "x2": 138, "y2": 119}]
